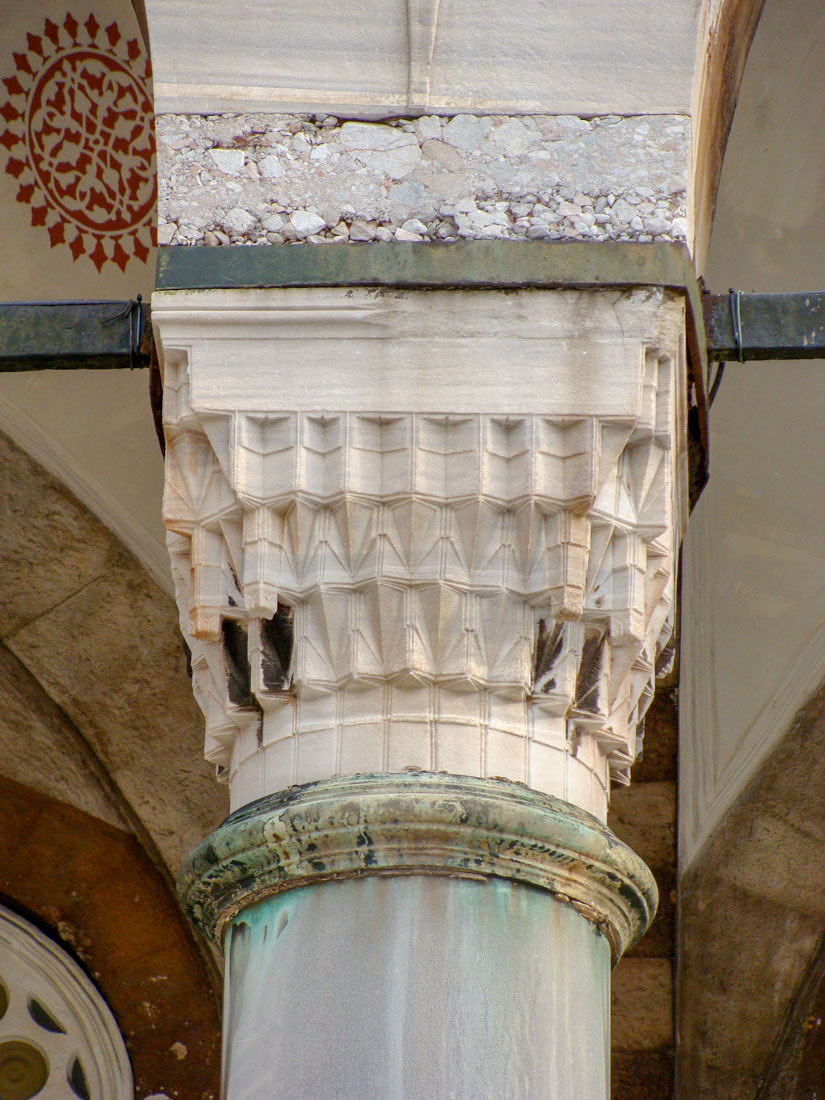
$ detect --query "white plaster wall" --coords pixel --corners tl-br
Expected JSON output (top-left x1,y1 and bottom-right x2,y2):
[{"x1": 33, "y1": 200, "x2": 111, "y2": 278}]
[{"x1": 680, "y1": 0, "x2": 825, "y2": 868}]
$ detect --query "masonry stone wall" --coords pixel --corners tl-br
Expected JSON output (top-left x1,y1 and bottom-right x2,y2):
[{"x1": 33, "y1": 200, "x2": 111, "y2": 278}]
[{"x1": 157, "y1": 113, "x2": 689, "y2": 247}]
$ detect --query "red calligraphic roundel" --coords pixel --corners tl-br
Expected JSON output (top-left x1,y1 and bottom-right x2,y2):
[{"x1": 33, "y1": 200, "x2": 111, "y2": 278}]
[{"x1": 1, "y1": 12, "x2": 156, "y2": 272}]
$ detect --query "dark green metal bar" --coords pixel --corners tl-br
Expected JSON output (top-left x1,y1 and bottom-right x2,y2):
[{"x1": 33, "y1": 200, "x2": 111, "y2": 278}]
[
  {"x1": 0, "y1": 299, "x2": 152, "y2": 371},
  {"x1": 157, "y1": 238, "x2": 694, "y2": 293},
  {"x1": 704, "y1": 291, "x2": 825, "y2": 360}
]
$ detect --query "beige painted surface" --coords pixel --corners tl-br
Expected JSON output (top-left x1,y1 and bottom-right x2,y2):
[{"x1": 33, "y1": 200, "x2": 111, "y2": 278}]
[
  {"x1": 0, "y1": 0, "x2": 167, "y2": 590},
  {"x1": 680, "y1": 0, "x2": 825, "y2": 867}
]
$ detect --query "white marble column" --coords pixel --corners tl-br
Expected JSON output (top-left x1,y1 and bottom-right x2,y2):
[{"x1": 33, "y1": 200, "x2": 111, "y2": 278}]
[
  {"x1": 155, "y1": 279, "x2": 685, "y2": 1098},
  {"x1": 223, "y1": 874, "x2": 611, "y2": 1098},
  {"x1": 146, "y1": 6, "x2": 702, "y2": 1094}
]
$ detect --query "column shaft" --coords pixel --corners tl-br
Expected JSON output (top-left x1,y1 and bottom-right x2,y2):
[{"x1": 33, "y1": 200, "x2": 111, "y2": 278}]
[{"x1": 223, "y1": 876, "x2": 609, "y2": 1099}]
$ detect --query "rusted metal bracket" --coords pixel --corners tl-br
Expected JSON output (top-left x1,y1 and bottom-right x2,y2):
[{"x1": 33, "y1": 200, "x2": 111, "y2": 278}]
[
  {"x1": 704, "y1": 290, "x2": 825, "y2": 360},
  {"x1": 0, "y1": 299, "x2": 153, "y2": 371}
]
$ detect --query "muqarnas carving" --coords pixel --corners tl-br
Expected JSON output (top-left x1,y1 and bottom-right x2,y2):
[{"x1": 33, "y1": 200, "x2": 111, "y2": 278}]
[{"x1": 159, "y1": 288, "x2": 686, "y2": 818}]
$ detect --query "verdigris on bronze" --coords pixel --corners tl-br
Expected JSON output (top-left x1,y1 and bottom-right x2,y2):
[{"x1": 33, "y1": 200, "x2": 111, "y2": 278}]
[{"x1": 179, "y1": 771, "x2": 657, "y2": 963}]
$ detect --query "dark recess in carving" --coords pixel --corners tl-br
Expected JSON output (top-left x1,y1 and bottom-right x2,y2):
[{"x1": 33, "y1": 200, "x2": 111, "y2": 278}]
[
  {"x1": 575, "y1": 630, "x2": 606, "y2": 716},
  {"x1": 532, "y1": 617, "x2": 564, "y2": 693},
  {"x1": 260, "y1": 605, "x2": 294, "y2": 691},
  {"x1": 222, "y1": 620, "x2": 256, "y2": 709}
]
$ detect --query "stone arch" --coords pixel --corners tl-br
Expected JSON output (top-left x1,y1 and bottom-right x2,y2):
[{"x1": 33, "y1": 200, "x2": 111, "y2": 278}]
[
  {"x1": 680, "y1": 0, "x2": 825, "y2": 1092},
  {"x1": 0, "y1": 429, "x2": 225, "y2": 1097}
]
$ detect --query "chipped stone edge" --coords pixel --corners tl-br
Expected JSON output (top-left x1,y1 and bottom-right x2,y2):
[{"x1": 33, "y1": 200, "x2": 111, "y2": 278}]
[{"x1": 179, "y1": 772, "x2": 657, "y2": 963}]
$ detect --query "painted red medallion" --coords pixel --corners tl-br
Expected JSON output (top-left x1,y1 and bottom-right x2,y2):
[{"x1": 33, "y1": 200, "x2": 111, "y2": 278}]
[{"x1": 1, "y1": 13, "x2": 155, "y2": 272}]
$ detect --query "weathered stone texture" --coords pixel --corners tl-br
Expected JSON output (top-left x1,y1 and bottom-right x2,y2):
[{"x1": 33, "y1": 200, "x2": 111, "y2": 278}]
[
  {"x1": 609, "y1": 688, "x2": 677, "y2": 1097},
  {"x1": 611, "y1": 1050, "x2": 675, "y2": 1100},
  {"x1": 157, "y1": 112, "x2": 689, "y2": 246},
  {"x1": 679, "y1": 672, "x2": 825, "y2": 1098},
  {"x1": 155, "y1": 287, "x2": 687, "y2": 819},
  {"x1": 0, "y1": 642, "x2": 127, "y2": 829},
  {"x1": 0, "y1": 430, "x2": 228, "y2": 875},
  {"x1": 612, "y1": 958, "x2": 674, "y2": 1052},
  {"x1": 0, "y1": 433, "x2": 118, "y2": 637}
]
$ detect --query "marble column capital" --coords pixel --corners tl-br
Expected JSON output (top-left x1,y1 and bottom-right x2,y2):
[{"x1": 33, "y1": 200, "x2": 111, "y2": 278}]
[{"x1": 154, "y1": 282, "x2": 687, "y2": 824}]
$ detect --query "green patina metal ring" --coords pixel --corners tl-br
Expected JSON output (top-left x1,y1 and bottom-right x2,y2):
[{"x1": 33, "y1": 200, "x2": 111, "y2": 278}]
[{"x1": 179, "y1": 772, "x2": 657, "y2": 963}]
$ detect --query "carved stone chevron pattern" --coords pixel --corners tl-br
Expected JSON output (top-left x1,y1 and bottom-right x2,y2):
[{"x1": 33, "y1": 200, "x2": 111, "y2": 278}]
[{"x1": 156, "y1": 287, "x2": 687, "y2": 820}]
